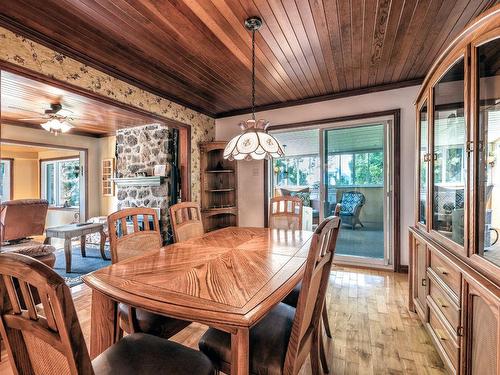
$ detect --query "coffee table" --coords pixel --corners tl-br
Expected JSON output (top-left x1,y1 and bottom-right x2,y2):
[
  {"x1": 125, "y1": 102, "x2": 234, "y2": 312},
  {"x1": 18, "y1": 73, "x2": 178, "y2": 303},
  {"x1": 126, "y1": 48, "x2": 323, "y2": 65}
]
[{"x1": 45, "y1": 223, "x2": 108, "y2": 273}]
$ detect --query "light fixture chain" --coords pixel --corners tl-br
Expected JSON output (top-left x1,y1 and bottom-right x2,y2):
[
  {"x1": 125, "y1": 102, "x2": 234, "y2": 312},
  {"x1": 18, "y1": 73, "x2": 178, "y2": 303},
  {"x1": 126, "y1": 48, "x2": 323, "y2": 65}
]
[{"x1": 252, "y1": 28, "x2": 256, "y2": 120}]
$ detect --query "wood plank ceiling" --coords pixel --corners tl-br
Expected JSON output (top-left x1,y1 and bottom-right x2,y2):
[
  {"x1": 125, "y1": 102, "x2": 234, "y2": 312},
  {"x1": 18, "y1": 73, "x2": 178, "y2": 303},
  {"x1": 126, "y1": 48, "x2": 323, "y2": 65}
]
[
  {"x1": 1, "y1": 71, "x2": 160, "y2": 136},
  {"x1": 0, "y1": 0, "x2": 498, "y2": 118}
]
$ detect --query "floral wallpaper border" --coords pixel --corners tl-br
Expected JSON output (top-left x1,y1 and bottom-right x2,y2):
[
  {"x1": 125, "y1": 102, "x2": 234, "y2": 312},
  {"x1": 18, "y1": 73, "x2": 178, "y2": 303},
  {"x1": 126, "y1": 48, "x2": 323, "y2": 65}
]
[{"x1": 0, "y1": 26, "x2": 215, "y2": 203}]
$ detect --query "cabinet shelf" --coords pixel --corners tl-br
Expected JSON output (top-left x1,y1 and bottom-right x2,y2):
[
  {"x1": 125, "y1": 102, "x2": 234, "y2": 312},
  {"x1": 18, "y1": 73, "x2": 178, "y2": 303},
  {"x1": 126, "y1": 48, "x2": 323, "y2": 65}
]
[
  {"x1": 203, "y1": 206, "x2": 237, "y2": 211},
  {"x1": 200, "y1": 141, "x2": 238, "y2": 232}
]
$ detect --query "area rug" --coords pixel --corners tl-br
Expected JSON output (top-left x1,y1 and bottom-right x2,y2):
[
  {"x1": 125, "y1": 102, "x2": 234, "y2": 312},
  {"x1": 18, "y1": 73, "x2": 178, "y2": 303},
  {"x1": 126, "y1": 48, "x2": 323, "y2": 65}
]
[{"x1": 53, "y1": 244, "x2": 112, "y2": 287}]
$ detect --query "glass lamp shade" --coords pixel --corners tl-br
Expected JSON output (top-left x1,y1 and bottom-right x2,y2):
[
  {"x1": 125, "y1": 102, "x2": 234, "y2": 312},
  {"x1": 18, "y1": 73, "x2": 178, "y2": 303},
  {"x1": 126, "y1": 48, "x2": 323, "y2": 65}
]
[
  {"x1": 223, "y1": 119, "x2": 285, "y2": 161},
  {"x1": 40, "y1": 119, "x2": 73, "y2": 134}
]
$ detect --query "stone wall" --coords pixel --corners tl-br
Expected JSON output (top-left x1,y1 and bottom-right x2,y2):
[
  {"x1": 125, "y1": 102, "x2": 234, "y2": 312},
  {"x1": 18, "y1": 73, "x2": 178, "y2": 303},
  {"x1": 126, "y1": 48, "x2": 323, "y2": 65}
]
[{"x1": 115, "y1": 124, "x2": 173, "y2": 243}]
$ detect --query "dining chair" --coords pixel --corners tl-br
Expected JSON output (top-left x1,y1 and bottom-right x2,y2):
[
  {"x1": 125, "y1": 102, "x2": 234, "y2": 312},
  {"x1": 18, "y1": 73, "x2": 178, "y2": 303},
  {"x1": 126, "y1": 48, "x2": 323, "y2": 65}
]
[
  {"x1": 198, "y1": 214, "x2": 341, "y2": 375},
  {"x1": 108, "y1": 207, "x2": 191, "y2": 340},
  {"x1": 281, "y1": 204, "x2": 341, "y2": 373},
  {"x1": 169, "y1": 202, "x2": 204, "y2": 242},
  {"x1": 0, "y1": 252, "x2": 215, "y2": 375},
  {"x1": 269, "y1": 195, "x2": 303, "y2": 230}
]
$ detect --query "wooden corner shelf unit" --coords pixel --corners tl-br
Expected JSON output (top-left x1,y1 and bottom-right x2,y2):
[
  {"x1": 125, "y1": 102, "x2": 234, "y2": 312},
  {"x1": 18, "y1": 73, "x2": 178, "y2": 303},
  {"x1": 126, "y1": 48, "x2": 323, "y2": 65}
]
[
  {"x1": 409, "y1": 6, "x2": 500, "y2": 375},
  {"x1": 200, "y1": 142, "x2": 238, "y2": 232}
]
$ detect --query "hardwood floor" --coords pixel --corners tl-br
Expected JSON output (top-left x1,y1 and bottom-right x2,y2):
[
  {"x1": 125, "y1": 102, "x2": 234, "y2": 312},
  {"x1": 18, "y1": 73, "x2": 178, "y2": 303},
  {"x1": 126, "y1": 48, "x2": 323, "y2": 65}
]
[{"x1": 0, "y1": 266, "x2": 446, "y2": 375}]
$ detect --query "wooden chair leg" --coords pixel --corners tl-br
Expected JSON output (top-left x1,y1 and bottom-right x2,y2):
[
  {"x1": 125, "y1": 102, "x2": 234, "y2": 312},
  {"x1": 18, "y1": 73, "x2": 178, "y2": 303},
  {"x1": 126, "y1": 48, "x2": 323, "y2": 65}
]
[
  {"x1": 310, "y1": 328, "x2": 321, "y2": 375},
  {"x1": 319, "y1": 334, "x2": 329, "y2": 374},
  {"x1": 114, "y1": 311, "x2": 124, "y2": 343},
  {"x1": 322, "y1": 304, "x2": 332, "y2": 338}
]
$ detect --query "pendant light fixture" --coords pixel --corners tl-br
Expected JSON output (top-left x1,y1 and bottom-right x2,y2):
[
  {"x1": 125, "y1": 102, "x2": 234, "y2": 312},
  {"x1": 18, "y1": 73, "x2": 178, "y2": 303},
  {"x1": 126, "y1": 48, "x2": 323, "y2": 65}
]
[{"x1": 223, "y1": 17, "x2": 285, "y2": 161}]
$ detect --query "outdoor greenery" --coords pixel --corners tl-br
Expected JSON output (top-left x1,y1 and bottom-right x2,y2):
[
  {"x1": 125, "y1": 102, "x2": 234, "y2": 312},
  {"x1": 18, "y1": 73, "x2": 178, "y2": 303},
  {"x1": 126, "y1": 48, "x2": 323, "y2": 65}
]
[
  {"x1": 274, "y1": 150, "x2": 384, "y2": 188},
  {"x1": 61, "y1": 161, "x2": 80, "y2": 207},
  {"x1": 43, "y1": 159, "x2": 80, "y2": 207}
]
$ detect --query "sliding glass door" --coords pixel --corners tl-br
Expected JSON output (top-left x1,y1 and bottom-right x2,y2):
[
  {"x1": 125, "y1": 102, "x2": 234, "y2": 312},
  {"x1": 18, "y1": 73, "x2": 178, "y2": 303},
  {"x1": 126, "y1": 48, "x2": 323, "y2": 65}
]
[
  {"x1": 323, "y1": 123, "x2": 391, "y2": 265},
  {"x1": 271, "y1": 117, "x2": 394, "y2": 268}
]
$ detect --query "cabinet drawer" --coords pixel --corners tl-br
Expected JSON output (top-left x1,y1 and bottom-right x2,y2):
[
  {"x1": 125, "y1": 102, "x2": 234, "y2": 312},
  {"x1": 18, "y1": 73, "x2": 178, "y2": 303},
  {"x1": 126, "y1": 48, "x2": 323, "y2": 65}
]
[
  {"x1": 428, "y1": 307, "x2": 459, "y2": 373},
  {"x1": 428, "y1": 277, "x2": 460, "y2": 332},
  {"x1": 429, "y1": 250, "x2": 461, "y2": 297}
]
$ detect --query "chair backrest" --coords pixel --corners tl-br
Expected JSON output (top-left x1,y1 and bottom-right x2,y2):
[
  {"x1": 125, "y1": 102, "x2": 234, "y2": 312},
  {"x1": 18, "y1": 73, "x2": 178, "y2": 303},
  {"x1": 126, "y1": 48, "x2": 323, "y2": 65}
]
[
  {"x1": 169, "y1": 202, "x2": 204, "y2": 243},
  {"x1": 107, "y1": 207, "x2": 162, "y2": 264},
  {"x1": 284, "y1": 215, "x2": 341, "y2": 373},
  {"x1": 0, "y1": 199, "x2": 49, "y2": 243},
  {"x1": 0, "y1": 253, "x2": 93, "y2": 375},
  {"x1": 340, "y1": 191, "x2": 365, "y2": 214},
  {"x1": 269, "y1": 196, "x2": 303, "y2": 230}
]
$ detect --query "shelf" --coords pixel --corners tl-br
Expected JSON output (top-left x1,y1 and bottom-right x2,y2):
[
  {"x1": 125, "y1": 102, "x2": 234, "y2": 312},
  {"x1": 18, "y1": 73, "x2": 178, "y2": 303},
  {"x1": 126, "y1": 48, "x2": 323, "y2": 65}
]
[
  {"x1": 113, "y1": 176, "x2": 165, "y2": 187},
  {"x1": 205, "y1": 188, "x2": 235, "y2": 192},
  {"x1": 203, "y1": 206, "x2": 237, "y2": 212},
  {"x1": 205, "y1": 170, "x2": 234, "y2": 173}
]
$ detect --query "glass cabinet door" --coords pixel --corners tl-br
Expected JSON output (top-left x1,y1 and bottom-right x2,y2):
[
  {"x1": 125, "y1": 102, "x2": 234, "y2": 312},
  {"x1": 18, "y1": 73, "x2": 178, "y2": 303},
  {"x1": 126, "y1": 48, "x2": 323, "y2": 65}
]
[
  {"x1": 432, "y1": 57, "x2": 466, "y2": 246},
  {"x1": 476, "y1": 37, "x2": 500, "y2": 267},
  {"x1": 419, "y1": 102, "x2": 428, "y2": 225}
]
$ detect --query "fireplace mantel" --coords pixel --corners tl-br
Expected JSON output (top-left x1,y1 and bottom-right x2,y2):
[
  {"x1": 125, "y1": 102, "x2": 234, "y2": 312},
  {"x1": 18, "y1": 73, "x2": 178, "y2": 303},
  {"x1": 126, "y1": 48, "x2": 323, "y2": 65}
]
[{"x1": 113, "y1": 176, "x2": 165, "y2": 187}]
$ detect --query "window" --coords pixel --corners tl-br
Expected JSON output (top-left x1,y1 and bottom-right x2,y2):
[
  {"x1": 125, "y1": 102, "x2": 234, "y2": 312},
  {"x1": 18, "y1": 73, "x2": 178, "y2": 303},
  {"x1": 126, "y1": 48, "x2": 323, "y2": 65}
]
[
  {"x1": 0, "y1": 159, "x2": 12, "y2": 201},
  {"x1": 274, "y1": 155, "x2": 320, "y2": 199},
  {"x1": 327, "y1": 151, "x2": 384, "y2": 187},
  {"x1": 41, "y1": 158, "x2": 80, "y2": 207}
]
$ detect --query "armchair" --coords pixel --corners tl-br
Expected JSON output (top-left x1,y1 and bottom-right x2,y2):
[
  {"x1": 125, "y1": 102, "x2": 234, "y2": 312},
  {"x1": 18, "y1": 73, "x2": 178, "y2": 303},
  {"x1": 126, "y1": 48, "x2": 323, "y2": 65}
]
[
  {"x1": 0, "y1": 199, "x2": 56, "y2": 267},
  {"x1": 339, "y1": 191, "x2": 366, "y2": 230}
]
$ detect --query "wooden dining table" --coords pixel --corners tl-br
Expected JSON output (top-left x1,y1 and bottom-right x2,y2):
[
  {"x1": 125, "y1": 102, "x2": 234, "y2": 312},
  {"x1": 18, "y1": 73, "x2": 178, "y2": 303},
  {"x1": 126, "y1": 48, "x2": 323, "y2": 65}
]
[{"x1": 83, "y1": 226, "x2": 313, "y2": 375}]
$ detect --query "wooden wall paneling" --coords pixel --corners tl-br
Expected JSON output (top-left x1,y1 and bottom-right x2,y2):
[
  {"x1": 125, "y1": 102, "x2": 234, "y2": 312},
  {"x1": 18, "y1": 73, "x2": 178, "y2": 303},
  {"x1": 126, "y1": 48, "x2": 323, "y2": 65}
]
[
  {"x1": 382, "y1": 0, "x2": 419, "y2": 83},
  {"x1": 373, "y1": 0, "x2": 405, "y2": 84},
  {"x1": 359, "y1": 0, "x2": 378, "y2": 88},
  {"x1": 1, "y1": 1, "x2": 498, "y2": 116},
  {"x1": 413, "y1": 0, "x2": 498, "y2": 78}
]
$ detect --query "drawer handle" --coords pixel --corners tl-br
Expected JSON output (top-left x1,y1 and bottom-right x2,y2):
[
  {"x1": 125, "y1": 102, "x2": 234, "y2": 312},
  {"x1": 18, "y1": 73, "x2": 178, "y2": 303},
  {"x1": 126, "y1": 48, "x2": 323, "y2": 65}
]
[
  {"x1": 435, "y1": 329, "x2": 447, "y2": 342},
  {"x1": 436, "y1": 266, "x2": 449, "y2": 275},
  {"x1": 436, "y1": 297, "x2": 448, "y2": 308}
]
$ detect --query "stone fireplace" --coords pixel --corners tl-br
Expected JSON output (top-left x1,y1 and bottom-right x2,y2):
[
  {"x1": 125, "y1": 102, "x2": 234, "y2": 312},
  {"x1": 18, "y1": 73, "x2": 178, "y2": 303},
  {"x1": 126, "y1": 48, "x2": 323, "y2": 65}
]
[{"x1": 115, "y1": 123, "x2": 178, "y2": 243}]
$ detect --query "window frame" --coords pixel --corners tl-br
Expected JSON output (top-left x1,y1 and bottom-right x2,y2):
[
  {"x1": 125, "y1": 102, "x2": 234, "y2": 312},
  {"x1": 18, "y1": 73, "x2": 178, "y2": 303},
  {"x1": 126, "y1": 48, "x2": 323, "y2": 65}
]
[
  {"x1": 0, "y1": 158, "x2": 13, "y2": 201},
  {"x1": 40, "y1": 157, "x2": 81, "y2": 208}
]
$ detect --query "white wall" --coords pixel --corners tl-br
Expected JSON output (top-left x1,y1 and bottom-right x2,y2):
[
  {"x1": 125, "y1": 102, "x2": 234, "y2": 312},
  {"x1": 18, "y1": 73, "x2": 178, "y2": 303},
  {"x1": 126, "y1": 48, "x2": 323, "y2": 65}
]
[{"x1": 216, "y1": 85, "x2": 421, "y2": 266}]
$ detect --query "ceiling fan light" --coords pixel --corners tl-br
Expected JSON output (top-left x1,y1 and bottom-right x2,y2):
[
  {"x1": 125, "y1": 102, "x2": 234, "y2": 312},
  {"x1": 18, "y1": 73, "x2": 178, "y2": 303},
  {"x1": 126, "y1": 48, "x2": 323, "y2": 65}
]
[
  {"x1": 40, "y1": 118, "x2": 72, "y2": 134},
  {"x1": 40, "y1": 121, "x2": 52, "y2": 132},
  {"x1": 60, "y1": 121, "x2": 73, "y2": 133}
]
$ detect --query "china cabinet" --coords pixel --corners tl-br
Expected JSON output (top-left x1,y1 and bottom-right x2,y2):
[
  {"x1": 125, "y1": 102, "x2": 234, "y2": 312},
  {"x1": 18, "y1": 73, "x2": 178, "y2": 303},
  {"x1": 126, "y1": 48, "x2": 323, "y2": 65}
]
[
  {"x1": 200, "y1": 142, "x2": 239, "y2": 231},
  {"x1": 409, "y1": 6, "x2": 500, "y2": 375}
]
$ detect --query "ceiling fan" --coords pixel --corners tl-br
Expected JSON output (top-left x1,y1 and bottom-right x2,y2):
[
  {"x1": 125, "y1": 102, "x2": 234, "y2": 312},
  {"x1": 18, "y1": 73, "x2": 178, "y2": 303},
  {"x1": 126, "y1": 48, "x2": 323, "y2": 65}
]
[{"x1": 9, "y1": 102, "x2": 77, "y2": 135}]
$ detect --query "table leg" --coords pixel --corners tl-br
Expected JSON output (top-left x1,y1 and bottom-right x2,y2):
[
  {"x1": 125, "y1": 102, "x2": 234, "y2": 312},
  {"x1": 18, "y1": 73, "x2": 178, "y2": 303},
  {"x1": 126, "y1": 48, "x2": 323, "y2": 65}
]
[
  {"x1": 80, "y1": 235, "x2": 86, "y2": 257},
  {"x1": 64, "y1": 238, "x2": 72, "y2": 273},
  {"x1": 100, "y1": 230, "x2": 109, "y2": 260},
  {"x1": 90, "y1": 289, "x2": 118, "y2": 359},
  {"x1": 231, "y1": 328, "x2": 249, "y2": 375}
]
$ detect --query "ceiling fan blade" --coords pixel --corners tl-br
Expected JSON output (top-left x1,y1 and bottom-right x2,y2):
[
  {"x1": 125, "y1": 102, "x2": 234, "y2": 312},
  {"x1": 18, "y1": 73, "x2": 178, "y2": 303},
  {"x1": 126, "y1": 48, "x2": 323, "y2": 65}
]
[
  {"x1": 7, "y1": 106, "x2": 43, "y2": 114},
  {"x1": 17, "y1": 117, "x2": 45, "y2": 120},
  {"x1": 57, "y1": 108, "x2": 74, "y2": 117}
]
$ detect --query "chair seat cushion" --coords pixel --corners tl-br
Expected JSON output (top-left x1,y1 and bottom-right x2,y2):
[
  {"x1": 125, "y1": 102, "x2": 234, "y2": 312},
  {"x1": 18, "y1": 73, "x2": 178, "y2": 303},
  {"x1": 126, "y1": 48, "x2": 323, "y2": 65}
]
[
  {"x1": 118, "y1": 303, "x2": 191, "y2": 338},
  {"x1": 198, "y1": 303, "x2": 295, "y2": 375},
  {"x1": 0, "y1": 240, "x2": 56, "y2": 257},
  {"x1": 282, "y1": 281, "x2": 301, "y2": 308},
  {"x1": 93, "y1": 333, "x2": 214, "y2": 375}
]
